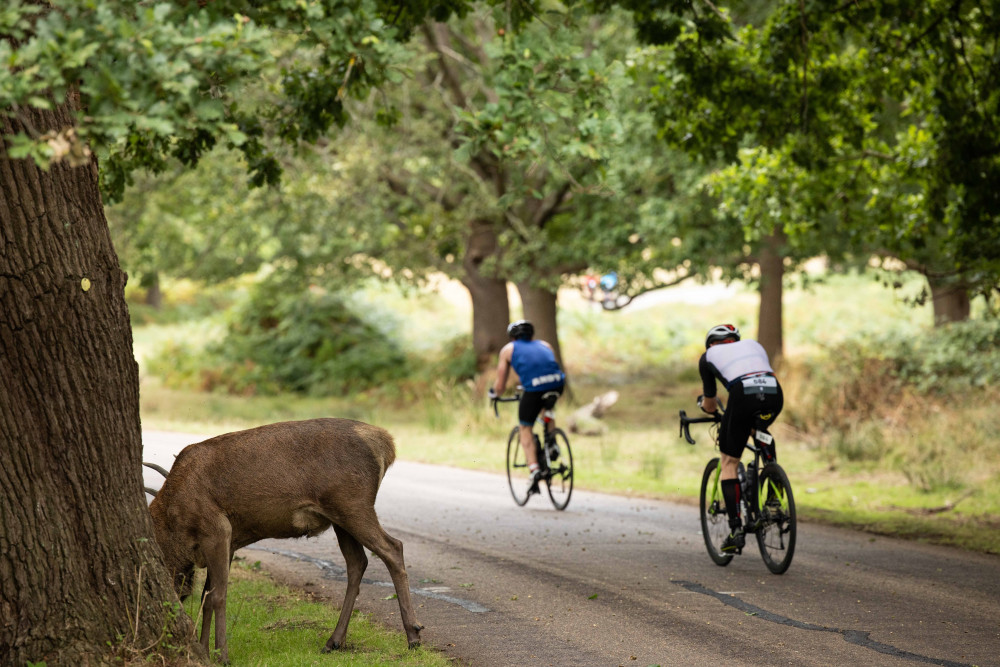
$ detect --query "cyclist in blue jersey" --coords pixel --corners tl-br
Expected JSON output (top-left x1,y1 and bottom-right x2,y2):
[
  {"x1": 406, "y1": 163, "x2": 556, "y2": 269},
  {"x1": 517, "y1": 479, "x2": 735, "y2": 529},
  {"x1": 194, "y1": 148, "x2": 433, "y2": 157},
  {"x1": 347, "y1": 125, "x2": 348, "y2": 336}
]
[
  {"x1": 490, "y1": 320, "x2": 566, "y2": 494},
  {"x1": 698, "y1": 324, "x2": 784, "y2": 554}
]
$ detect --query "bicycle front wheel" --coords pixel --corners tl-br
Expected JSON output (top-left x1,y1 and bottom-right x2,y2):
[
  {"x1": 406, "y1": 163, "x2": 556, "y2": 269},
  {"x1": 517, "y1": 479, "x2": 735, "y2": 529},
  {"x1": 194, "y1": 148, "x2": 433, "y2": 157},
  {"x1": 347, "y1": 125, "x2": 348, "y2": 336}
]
[
  {"x1": 700, "y1": 458, "x2": 734, "y2": 567},
  {"x1": 506, "y1": 427, "x2": 531, "y2": 506},
  {"x1": 544, "y1": 428, "x2": 573, "y2": 511},
  {"x1": 755, "y1": 463, "x2": 797, "y2": 574}
]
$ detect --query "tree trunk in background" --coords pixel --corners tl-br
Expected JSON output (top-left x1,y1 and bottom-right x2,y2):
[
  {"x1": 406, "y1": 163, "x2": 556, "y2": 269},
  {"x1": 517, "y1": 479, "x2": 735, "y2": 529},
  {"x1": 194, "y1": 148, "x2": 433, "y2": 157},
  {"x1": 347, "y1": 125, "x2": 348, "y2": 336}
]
[
  {"x1": 516, "y1": 282, "x2": 563, "y2": 366},
  {"x1": 142, "y1": 271, "x2": 163, "y2": 309},
  {"x1": 756, "y1": 231, "x2": 785, "y2": 364},
  {"x1": 0, "y1": 102, "x2": 195, "y2": 665},
  {"x1": 928, "y1": 279, "x2": 971, "y2": 325},
  {"x1": 461, "y1": 220, "x2": 510, "y2": 375}
]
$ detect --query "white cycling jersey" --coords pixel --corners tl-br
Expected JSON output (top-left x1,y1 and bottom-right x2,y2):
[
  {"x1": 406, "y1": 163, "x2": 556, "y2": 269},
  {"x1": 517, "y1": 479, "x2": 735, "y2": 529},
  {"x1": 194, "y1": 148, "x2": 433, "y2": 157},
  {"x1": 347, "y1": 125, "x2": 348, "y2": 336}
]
[{"x1": 703, "y1": 339, "x2": 773, "y2": 386}]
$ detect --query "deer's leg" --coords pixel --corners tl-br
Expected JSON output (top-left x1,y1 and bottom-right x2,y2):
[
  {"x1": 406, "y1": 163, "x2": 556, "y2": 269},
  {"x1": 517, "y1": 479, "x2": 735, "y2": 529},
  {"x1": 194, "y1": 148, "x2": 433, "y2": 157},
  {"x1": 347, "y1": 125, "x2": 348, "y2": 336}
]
[
  {"x1": 199, "y1": 572, "x2": 213, "y2": 654},
  {"x1": 202, "y1": 519, "x2": 233, "y2": 664},
  {"x1": 341, "y1": 510, "x2": 423, "y2": 648},
  {"x1": 322, "y1": 524, "x2": 368, "y2": 652}
]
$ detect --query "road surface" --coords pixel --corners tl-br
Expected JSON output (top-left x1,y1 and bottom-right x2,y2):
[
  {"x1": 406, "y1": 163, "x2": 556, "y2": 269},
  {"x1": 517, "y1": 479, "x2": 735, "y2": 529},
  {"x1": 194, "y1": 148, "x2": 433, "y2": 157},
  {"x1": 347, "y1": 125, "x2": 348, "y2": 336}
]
[{"x1": 143, "y1": 430, "x2": 1000, "y2": 666}]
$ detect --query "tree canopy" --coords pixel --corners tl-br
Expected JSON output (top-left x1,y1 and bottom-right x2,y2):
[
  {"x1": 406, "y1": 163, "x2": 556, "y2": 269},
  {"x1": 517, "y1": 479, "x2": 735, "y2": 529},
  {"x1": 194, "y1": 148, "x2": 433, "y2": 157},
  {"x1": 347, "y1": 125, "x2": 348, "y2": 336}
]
[{"x1": 631, "y1": 0, "x2": 1000, "y2": 323}]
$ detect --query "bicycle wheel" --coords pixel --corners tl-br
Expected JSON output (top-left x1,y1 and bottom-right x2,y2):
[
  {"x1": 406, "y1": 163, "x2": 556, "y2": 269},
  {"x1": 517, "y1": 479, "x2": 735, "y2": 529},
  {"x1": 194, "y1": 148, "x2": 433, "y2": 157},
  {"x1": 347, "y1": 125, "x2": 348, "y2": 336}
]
[
  {"x1": 755, "y1": 463, "x2": 797, "y2": 574},
  {"x1": 699, "y1": 458, "x2": 734, "y2": 566},
  {"x1": 506, "y1": 427, "x2": 532, "y2": 506},
  {"x1": 544, "y1": 428, "x2": 573, "y2": 511}
]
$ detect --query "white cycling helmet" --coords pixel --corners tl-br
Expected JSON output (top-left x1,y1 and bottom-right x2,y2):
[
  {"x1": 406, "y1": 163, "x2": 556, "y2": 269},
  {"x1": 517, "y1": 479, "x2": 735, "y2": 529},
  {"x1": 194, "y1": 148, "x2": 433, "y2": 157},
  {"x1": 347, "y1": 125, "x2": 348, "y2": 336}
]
[{"x1": 705, "y1": 324, "x2": 740, "y2": 348}]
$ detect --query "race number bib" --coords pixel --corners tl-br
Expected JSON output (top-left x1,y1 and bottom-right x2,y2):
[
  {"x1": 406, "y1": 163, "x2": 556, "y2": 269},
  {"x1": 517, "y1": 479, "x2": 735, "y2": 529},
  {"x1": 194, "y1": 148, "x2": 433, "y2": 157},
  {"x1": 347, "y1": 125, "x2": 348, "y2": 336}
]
[{"x1": 742, "y1": 375, "x2": 778, "y2": 395}]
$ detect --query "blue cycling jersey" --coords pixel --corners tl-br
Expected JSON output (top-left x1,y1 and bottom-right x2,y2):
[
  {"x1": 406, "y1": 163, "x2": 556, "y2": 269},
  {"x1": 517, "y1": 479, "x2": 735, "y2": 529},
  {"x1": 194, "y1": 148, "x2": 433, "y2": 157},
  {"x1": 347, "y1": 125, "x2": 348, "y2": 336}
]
[{"x1": 512, "y1": 340, "x2": 565, "y2": 392}]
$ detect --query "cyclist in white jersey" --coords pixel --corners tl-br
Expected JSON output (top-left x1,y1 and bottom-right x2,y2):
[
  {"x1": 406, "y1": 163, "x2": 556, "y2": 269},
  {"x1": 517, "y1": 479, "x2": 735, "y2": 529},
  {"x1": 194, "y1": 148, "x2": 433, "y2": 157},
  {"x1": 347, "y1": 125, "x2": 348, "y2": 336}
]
[{"x1": 698, "y1": 324, "x2": 784, "y2": 553}]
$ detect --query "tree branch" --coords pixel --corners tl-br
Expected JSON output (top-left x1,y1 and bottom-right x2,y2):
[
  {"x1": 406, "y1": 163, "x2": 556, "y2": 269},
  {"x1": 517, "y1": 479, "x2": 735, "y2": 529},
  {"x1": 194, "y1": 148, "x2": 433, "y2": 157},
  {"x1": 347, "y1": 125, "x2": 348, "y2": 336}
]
[
  {"x1": 531, "y1": 181, "x2": 573, "y2": 228},
  {"x1": 380, "y1": 166, "x2": 462, "y2": 211},
  {"x1": 599, "y1": 272, "x2": 698, "y2": 311},
  {"x1": 798, "y1": 0, "x2": 810, "y2": 135},
  {"x1": 422, "y1": 22, "x2": 469, "y2": 110}
]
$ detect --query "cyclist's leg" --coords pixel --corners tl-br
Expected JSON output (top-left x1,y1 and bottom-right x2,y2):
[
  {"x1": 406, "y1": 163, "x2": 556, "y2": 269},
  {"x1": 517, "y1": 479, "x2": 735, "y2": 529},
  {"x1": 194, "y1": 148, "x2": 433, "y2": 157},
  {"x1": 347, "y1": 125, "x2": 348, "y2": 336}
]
[
  {"x1": 540, "y1": 387, "x2": 563, "y2": 437},
  {"x1": 518, "y1": 425, "x2": 537, "y2": 467},
  {"x1": 719, "y1": 387, "x2": 752, "y2": 531},
  {"x1": 518, "y1": 392, "x2": 546, "y2": 471},
  {"x1": 754, "y1": 384, "x2": 784, "y2": 433}
]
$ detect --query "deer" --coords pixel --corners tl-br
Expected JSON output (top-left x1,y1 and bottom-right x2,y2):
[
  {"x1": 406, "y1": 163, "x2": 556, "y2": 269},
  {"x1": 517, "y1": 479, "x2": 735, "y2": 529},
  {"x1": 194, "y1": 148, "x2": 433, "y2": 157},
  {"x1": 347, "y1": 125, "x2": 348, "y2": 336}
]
[{"x1": 145, "y1": 418, "x2": 423, "y2": 663}]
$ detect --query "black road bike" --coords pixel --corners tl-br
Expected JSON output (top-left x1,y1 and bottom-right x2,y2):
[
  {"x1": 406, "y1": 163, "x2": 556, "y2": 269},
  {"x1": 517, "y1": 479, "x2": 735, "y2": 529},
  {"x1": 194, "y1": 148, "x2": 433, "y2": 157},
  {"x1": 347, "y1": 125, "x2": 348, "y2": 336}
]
[
  {"x1": 679, "y1": 405, "x2": 797, "y2": 574},
  {"x1": 494, "y1": 393, "x2": 574, "y2": 510}
]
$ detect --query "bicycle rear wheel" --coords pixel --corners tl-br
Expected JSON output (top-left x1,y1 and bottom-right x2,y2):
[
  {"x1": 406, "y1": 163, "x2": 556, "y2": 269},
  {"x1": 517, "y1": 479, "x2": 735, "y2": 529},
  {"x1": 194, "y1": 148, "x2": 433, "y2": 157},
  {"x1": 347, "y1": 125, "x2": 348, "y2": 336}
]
[
  {"x1": 506, "y1": 427, "x2": 531, "y2": 506},
  {"x1": 544, "y1": 428, "x2": 573, "y2": 511},
  {"x1": 699, "y1": 458, "x2": 734, "y2": 566},
  {"x1": 755, "y1": 463, "x2": 796, "y2": 574}
]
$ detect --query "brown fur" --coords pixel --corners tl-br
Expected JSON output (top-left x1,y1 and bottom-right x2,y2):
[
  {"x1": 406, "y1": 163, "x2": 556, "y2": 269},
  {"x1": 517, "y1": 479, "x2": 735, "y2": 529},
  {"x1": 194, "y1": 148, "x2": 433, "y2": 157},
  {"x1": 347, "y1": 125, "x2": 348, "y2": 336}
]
[{"x1": 148, "y1": 418, "x2": 422, "y2": 663}]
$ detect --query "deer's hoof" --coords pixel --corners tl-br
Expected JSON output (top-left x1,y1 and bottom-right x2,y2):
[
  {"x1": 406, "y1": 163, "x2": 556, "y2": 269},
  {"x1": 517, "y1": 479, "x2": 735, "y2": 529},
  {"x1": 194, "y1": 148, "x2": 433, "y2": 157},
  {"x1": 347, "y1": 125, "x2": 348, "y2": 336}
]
[
  {"x1": 408, "y1": 639, "x2": 422, "y2": 650},
  {"x1": 322, "y1": 641, "x2": 341, "y2": 653}
]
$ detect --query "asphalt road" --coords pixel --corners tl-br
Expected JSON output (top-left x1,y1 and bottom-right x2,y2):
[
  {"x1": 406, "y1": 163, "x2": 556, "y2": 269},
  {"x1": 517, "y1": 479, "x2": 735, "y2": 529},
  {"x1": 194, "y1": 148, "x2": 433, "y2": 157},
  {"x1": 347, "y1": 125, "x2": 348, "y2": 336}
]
[{"x1": 143, "y1": 431, "x2": 1000, "y2": 667}]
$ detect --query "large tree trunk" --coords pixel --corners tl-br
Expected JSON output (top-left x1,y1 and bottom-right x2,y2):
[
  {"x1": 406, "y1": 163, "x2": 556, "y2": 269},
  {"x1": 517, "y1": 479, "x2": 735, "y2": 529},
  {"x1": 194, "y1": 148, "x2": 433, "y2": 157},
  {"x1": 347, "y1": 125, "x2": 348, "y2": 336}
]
[
  {"x1": 928, "y1": 278, "x2": 971, "y2": 326},
  {"x1": 516, "y1": 281, "x2": 562, "y2": 366},
  {"x1": 0, "y1": 103, "x2": 194, "y2": 664},
  {"x1": 460, "y1": 220, "x2": 510, "y2": 375},
  {"x1": 756, "y1": 231, "x2": 785, "y2": 364}
]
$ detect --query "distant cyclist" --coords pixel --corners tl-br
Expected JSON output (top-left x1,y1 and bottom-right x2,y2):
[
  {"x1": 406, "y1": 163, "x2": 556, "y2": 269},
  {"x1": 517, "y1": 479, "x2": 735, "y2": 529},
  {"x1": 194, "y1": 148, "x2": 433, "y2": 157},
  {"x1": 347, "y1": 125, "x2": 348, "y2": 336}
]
[
  {"x1": 698, "y1": 324, "x2": 783, "y2": 553},
  {"x1": 490, "y1": 320, "x2": 566, "y2": 494}
]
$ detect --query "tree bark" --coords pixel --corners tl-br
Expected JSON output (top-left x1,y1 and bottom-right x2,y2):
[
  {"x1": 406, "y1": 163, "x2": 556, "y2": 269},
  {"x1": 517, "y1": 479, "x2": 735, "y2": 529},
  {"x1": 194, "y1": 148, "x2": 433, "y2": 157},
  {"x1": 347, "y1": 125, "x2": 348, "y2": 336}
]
[
  {"x1": 515, "y1": 281, "x2": 563, "y2": 367},
  {"x1": 0, "y1": 103, "x2": 194, "y2": 664},
  {"x1": 756, "y1": 231, "x2": 785, "y2": 364},
  {"x1": 928, "y1": 279, "x2": 971, "y2": 326},
  {"x1": 460, "y1": 220, "x2": 510, "y2": 375}
]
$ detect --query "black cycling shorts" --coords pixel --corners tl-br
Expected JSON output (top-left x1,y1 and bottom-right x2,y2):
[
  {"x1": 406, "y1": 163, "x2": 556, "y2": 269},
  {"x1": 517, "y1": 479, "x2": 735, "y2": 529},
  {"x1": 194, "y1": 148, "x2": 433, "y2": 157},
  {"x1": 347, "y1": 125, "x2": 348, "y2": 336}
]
[
  {"x1": 519, "y1": 386, "x2": 563, "y2": 426},
  {"x1": 718, "y1": 380, "x2": 783, "y2": 459}
]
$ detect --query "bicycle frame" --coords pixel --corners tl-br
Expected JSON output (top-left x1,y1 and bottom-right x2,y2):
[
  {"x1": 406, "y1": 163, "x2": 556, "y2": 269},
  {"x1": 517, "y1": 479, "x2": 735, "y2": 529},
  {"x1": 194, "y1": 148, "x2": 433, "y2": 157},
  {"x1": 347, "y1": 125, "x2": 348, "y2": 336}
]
[
  {"x1": 494, "y1": 392, "x2": 557, "y2": 445},
  {"x1": 678, "y1": 409, "x2": 779, "y2": 527}
]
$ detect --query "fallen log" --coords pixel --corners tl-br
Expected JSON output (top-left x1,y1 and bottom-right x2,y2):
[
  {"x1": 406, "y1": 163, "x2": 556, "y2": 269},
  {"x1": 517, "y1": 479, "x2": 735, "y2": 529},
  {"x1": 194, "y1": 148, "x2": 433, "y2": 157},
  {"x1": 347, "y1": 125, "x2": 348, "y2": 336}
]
[{"x1": 567, "y1": 390, "x2": 619, "y2": 436}]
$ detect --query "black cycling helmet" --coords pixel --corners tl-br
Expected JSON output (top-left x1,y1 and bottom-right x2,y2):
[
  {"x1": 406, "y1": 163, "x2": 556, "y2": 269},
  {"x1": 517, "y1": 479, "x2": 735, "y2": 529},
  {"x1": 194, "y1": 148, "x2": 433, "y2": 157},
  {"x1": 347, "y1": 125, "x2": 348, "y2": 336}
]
[
  {"x1": 705, "y1": 323, "x2": 740, "y2": 348},
  {"x1": 507, "y1": 320, "x2": 534, "y2": 341}
]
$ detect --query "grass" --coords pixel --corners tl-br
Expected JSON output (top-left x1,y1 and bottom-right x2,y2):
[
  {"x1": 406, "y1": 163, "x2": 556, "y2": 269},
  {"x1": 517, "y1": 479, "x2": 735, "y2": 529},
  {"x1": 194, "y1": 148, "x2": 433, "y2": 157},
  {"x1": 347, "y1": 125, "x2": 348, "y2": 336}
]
[{"x1": 179, "y1": 560, "x2": 448, "y2": 667}]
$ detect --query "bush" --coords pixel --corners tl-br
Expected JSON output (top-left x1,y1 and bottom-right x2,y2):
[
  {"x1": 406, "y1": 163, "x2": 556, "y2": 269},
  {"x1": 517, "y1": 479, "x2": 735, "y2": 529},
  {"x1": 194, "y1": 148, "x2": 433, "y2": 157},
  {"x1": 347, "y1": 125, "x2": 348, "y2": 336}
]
[
  {"x1": 148, "y1": 284, "x2": 408, "y2": 396},
  {"x1": 782, "y1": 318, "x2": 1000, "y2": 490},
  {"x1": 887, "y1": 319, "x2": 1000, "y2": 392},
  {"x1": 787, "y1": 319, "x2": 1000, "y2": 426}
]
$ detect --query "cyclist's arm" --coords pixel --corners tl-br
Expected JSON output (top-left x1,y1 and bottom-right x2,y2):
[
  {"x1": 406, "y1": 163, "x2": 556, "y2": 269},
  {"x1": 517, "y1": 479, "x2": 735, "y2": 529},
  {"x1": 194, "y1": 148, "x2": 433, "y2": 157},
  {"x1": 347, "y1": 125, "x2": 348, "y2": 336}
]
[
  {"x1": 698, "y1": 353, "x2": 720, "y2": 414},
  {"x1": 493, "y1": 343, "x2": 514, "y2": 396}
]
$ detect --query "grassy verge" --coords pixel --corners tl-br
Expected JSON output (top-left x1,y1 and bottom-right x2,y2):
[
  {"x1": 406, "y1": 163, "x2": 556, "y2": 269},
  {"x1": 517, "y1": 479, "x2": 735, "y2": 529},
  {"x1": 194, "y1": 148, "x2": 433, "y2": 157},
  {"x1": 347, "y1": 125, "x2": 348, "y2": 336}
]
[{"x1": 178, "y1": 560, "x2": 449, "y2": 667}]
